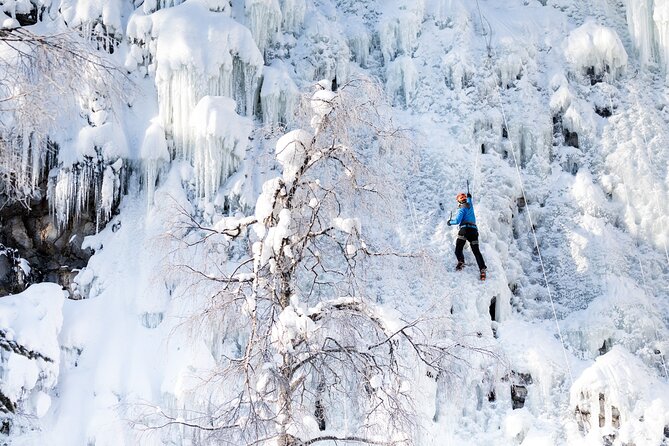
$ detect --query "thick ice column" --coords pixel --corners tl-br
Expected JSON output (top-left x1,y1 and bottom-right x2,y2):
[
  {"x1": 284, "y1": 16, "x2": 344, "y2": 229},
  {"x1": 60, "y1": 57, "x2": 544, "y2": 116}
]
[
  {"x1": 279, "y1": 0, "x2": 306, "y2": 34},
  {"x1": 346, "y1": 19, "x2": 372, "y2": 68},
  {"x1": 141, "y1": 120, "x2": 170, "y2": 206},
  {"x1": 654, "y1": 0, "x2": 669, "y2": 70},
  {"x1": 386, "y1": 56, "x2": 418, "y2": 106},
  {"x1": 378, "y1": 0, "x2": 424, "y2": 64},
  {"x1": 245, "y1": 0, "x2": 281, "y2": 54},
  {"x1": 625, "y1": 0, "x2": 659, "y2": 66},
  {"x1": 260, "y1": 62, "x2": 299, "y2": 126},
  {"x1": 190, "y1": 96, "x2": 253, "y2": 201}
]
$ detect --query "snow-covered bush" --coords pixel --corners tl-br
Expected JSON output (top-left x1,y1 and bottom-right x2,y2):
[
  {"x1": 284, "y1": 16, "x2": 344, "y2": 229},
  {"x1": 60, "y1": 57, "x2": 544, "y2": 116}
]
[{"x1": 563, "y1": 21, "x2": 627, "y2": 82}]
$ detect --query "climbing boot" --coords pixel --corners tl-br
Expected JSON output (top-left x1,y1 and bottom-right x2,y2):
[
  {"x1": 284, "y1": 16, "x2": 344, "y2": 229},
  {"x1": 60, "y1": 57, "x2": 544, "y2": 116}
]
[
  {"x1": 480, "y1": 268, "x2": 487, "y2": 281},
  {"x1": 455, "y1": 261, "x2": 465, "y2": 271}
]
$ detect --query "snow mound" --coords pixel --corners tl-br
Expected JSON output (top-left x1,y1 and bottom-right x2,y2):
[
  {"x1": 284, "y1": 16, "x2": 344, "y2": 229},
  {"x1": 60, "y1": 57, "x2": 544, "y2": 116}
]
[
  {"x1": 564, "y1": 21, "x2": 627, "y2": 79},
  {"x1": 570, "y1": 346, "x2": 669, "y2": 445},
  {"x1": 0, "y1": 284, "x2": 66, "y2": 418}
]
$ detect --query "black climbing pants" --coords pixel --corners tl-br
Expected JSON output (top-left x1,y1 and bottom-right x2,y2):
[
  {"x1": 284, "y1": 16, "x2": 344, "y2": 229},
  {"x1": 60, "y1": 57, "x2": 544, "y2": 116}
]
[{"x1": 455, "y1": 227, "x2": 487, "y2": 270}]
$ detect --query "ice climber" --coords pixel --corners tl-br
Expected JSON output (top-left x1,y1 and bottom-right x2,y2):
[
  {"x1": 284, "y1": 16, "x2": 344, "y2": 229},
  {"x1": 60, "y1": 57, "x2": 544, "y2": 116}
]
[{"x1": 447, "y1": 192, "x2": 487, "y2": 280}]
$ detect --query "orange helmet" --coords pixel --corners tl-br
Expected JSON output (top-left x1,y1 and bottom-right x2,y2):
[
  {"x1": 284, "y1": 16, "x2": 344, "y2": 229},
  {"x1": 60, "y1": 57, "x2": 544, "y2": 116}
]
[{"x1": 456, "y1": 193, "x2": 467, "y2": 203}]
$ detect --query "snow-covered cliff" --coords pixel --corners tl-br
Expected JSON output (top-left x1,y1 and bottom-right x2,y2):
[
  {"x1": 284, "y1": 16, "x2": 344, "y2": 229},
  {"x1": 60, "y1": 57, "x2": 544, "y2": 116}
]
[{"x1": 0, "y1": 0, "x2": 668, "y2": 445}]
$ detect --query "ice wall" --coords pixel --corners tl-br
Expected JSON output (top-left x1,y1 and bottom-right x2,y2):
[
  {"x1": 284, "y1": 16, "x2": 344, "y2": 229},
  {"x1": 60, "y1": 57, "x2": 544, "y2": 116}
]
[{"x1": 126, "y1": 0, "x2": 262, "y2": 201}]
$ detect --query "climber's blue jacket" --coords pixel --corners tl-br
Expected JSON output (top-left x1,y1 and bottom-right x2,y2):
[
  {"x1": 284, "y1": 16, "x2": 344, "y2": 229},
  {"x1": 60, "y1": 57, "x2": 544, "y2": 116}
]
[{"x1": 449, "y1": 197, "x2": 477, "y2": 229}]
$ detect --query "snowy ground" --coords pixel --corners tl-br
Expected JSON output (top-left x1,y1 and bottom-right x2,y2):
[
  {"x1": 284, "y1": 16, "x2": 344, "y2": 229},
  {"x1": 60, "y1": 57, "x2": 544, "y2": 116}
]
[{"x1": 2, "y1": 0, "x2": 669, "y2": 445}]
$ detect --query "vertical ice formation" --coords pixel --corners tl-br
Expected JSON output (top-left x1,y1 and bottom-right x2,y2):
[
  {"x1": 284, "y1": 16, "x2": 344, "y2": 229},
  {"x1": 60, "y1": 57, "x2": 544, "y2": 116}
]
[
  {"x1": 245, "y1": 0, "x2": 281, "y2": 55},
  {"x1": 495, "y1": 42, "x2": 528, "y2": 89},
  {"x1": 378, "y1": 0, "x2": 424, "y2": 65},
  {"x1": 653, "y1": 1, "x2": 669, "y2": 71},
  {"x1": 260, "y1": 61, "x2": 299, "y2": 126},
  {"x1": 190, "y1": 96, "x2": 253, "y2": 201},
  {"x1": 141, "y1": 119, "x2": 170, "y2": 206},
  {"x1": 386, "y1": 55, "x2": 417, "y2": 106},
  {"x1": 279, "y1": 0, "x2": 306, "y2": 34},
  {"x1": 49, "y1": 159, "x2": 125, "y2": 230},
  {"x1": 0, "y1": 130, "x2": 47, "y2": 203},
  {"x1": 623, "y1": 0, "x2": 669, "y2": 71},
  {"x1": 48, "y1": 95, "x2": 128, "y2": 229},
  {"x1": 346, "y1": 19, "x2": 372, "y2": 68},
  {"x1": 99, "y1": 159, "x2": 123, "y2": 224},
  {"x1": 298, "y1": 12, "x2": 350, "y2": 84},
  {"x1": 127, "y1": 0, "x2": 263, "y2": 170},
  {"x1": 624, "y1": 0, "x2": 658, "y2": 66},
  {"x1": 57, "y1": 0, "x2": 124, "y2": 51},
  {"x1": 563, "y1": 21, "x2": 628, "y2": 80},
  {"x1": 442, "y1": 50, "x2": 476, "y2": 91}
]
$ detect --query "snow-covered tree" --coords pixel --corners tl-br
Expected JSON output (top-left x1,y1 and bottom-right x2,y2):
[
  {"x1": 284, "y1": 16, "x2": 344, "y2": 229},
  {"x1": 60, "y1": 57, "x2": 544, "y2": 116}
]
[
  {"x1": 0, "y1": 26, "x2": 126, "y2": 211},
  {"x1": 145, "y1": 80, "x2": 483, "y2": 445}
]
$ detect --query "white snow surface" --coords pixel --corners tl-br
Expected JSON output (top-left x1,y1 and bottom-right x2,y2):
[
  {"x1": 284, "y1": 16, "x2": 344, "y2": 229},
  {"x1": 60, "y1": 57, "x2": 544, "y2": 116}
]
[{"x1": 1, "y1": 0, "x2": 669, "y2": 445}]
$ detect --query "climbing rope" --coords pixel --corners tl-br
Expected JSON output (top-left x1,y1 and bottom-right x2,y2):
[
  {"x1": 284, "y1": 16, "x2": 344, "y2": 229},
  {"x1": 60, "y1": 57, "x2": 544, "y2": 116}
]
[{"x1": 493, "y1": 82, "x2": 575, "y2": 386}]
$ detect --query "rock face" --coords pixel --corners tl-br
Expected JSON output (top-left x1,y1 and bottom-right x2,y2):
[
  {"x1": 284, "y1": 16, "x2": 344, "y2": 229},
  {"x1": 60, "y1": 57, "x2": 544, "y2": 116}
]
[{"x1": 0, "y1": 198, "x2": 95, "y2": 296}]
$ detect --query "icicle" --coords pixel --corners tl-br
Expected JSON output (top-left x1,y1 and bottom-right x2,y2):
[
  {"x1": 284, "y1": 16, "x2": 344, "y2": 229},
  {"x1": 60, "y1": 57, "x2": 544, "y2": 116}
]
[
  {"x1": 378, "y1": 0, "x2": 424, "y2": 64},
  {"x1": 624, "y1": 0, "x2": 658, "y2": 66},
  {"x1": 260, "y1": 62, "x2": 299, "y2": 126},
  {"x1": 135, "y1": 2, "x2": 263, "y2": 161},
  {"x1": 347, "y1": 21, "x2": 372, "y2": 68},
  {"x1": 245, "y1": 0, "x2": 281, "y2": 54},
  {"x1": 50, "y1": 168, "x2": 76, "y2": 229},
  {"x1": 190, "y1": 96, "x2": 253, "y2": 201},
  {"x1": 279, "y1": 0, "x2": 305, "y2": 34},
  {"x1": 386, "y1": 56, "x2": 418, "y2": 106},
  {"x1": 141, "y1": 120, "x2": 170, "y2": 206},
  {"x1": 442, "y1": 50, "x2": 476, "y2": 91},
  {"x1": 654, "y1": 1, "x2": 669, "y2": 71}
]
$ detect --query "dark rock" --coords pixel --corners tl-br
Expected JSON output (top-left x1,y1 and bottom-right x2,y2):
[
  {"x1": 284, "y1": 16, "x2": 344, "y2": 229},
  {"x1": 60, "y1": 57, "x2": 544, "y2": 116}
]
[{"x1": 511, "y1": 384, "x2": 527, "y2": 409}]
